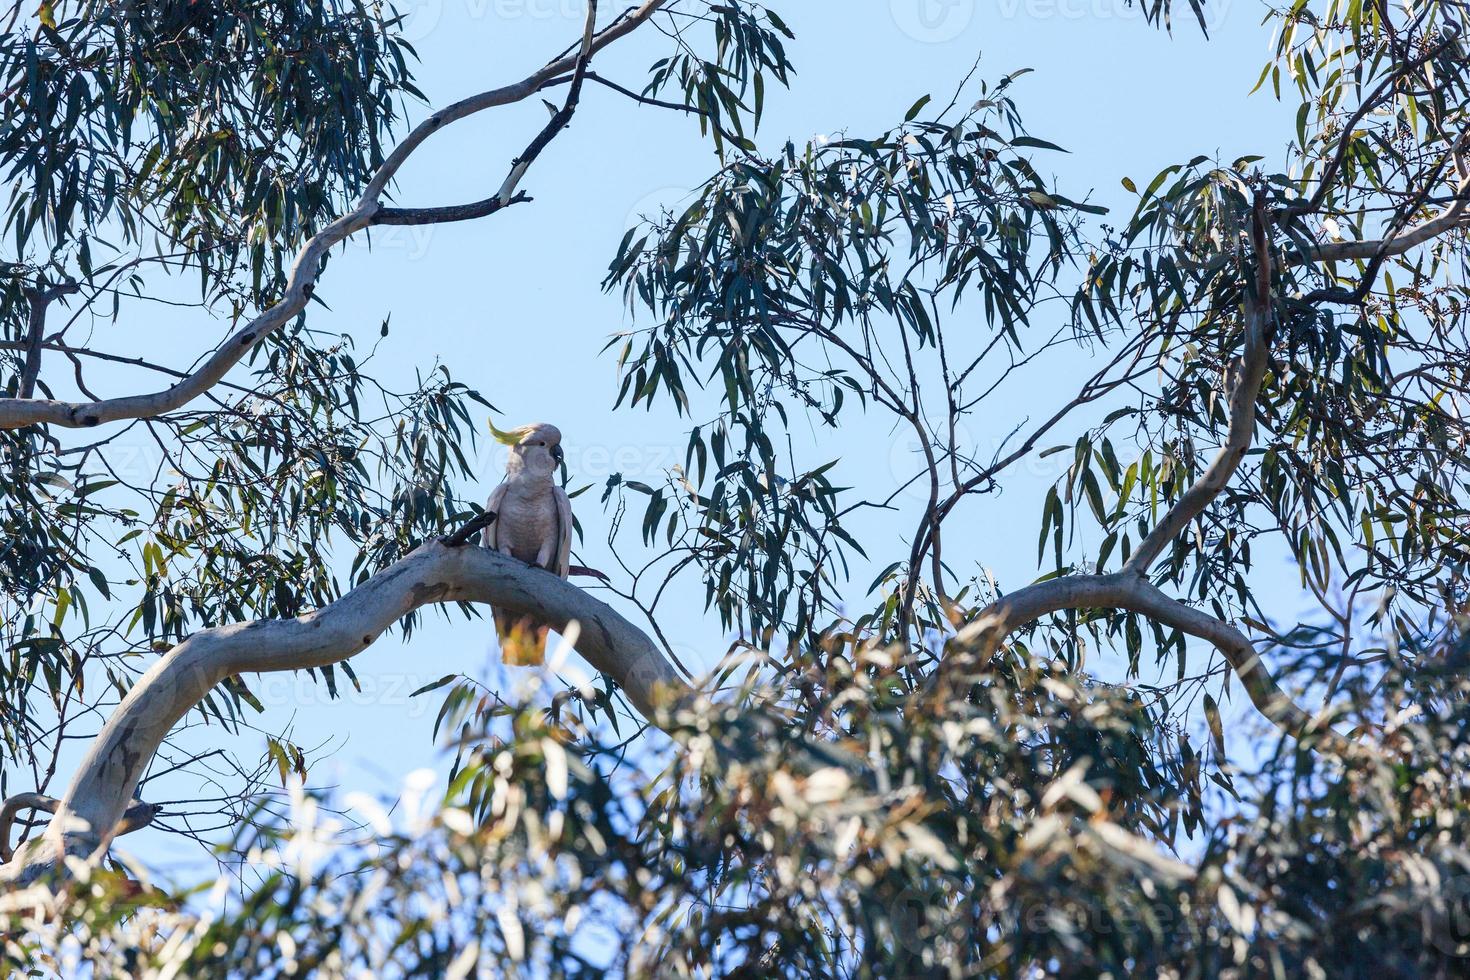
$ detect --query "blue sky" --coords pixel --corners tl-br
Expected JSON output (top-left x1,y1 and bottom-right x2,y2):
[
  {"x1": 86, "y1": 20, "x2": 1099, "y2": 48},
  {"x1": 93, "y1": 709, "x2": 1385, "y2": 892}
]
[{"x1": 47, "y1": 0, "x2": 1311, "y2": 878}]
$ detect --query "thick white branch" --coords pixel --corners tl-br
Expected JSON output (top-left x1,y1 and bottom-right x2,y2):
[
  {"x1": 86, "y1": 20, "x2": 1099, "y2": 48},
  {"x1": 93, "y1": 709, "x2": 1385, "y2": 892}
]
[
  {"x1": 1293, "y1": 172, "x2": 1470, "y2": 265},
  {"x1": 0, "y1": 794, "x2": 157, "y2": 864},
  {"x1": 0, "y1": 540, "x2": 688, "y2": 883}
]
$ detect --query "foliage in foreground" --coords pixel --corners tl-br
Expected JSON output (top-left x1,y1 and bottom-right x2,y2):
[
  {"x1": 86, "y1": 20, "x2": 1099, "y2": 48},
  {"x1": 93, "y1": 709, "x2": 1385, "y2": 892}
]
[
  {"x1": 5, "y1": 632, "x2": 1470, "y2": 978},
  {"x1": 5, "y1": 0, "x2": 1470, "y2": 976}
]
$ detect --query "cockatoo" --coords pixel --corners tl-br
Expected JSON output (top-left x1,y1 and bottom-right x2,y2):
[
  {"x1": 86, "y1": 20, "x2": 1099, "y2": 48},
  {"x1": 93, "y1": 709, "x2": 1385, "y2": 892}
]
[{"x1": 482, "y1": 420, "x2": 573, "y2": 667}]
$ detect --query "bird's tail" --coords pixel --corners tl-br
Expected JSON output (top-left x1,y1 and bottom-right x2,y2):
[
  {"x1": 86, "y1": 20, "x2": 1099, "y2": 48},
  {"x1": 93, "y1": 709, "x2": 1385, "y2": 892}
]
[{"x1": 494, "y1": 608, "x2": 551, "y2": 667}]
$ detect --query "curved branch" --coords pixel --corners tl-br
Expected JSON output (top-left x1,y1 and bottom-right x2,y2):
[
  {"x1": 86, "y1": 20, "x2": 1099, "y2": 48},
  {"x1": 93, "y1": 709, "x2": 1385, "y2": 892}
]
[
  {"x1": 1275, "y1": 28, "x2": 1456, "y2": 223},
  {"x1": 0, "y1": 0, "x2": 669, "y2": 433},
  {"x1": 933, "y1": 192, "x2": 1355, "y2": 758},
  {"x1": 937, "y1": 573, "x2": 1357, "y2": 758},
  {"x1": 358, "y1": 0, "x2": 667, "y2": 205},
  {"x1": 0, "y1": 538, "x2": 689, "y2": 883},
  {"x1": 0, "y1": 794, "x2": 158, "y2": 863},
  {"x1": 1123, "y1": 208, "x2": 1271, "y2": 575},
  {"x1": 0, "y1": 206, "x2": 377, "y2": 430}
]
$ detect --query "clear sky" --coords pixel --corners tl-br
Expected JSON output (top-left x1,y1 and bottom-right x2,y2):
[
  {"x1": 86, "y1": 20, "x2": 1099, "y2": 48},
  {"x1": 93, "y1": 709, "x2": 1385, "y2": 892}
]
[{"x1": 58, "y1": 0, "x2": 1307, "y2": 879}]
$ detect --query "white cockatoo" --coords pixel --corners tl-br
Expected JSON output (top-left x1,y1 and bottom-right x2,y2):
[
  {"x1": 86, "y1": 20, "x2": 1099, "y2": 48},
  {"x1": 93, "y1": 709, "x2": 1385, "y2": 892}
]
[{"x1": 482, "y1": 420, "x2": 573, "y2": 666}]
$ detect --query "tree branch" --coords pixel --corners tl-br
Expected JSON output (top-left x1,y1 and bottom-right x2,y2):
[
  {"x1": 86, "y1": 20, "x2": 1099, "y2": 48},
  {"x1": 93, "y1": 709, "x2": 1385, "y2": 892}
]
[
  {"x1": 441, "y1": 509, "x2": 498, "y2": 546},
  {"x1": 0, "y1": 794, "x2": 158, "y2": 864},
  {"x1": 358, "y1": 0, "x2": 666, "y2": 206},
  {"x1": 492, "y1": 0, "x2": 600, "y2": 208},
  {"x1": 0, "y1": 0, "x2": 669, "y2": 433},
  {"x1": 935, "y1": 572, "x2": 1358, "y2": 759},
  {"x1": 16, "y1": 283, "x2": 77, "y2": 400},
  {"x1": 1292, "y1": 138, "x2": 1470, "y2": 266},
  {"x1": 374, "y1": 191, "x2": 531, "y2": 226},
  {"x1": 931, "y1": 191, "x2": 1350, "y2": 758},
  {"x1": 1123, "y1": 193, "x2": 1272, "y2": 575},
  {"x1": 1275, "y1": 27, "x2": 1454, "y2": 223},
  {"x1": 0, "y1": 536, "x2": 690, "y2": 884}
]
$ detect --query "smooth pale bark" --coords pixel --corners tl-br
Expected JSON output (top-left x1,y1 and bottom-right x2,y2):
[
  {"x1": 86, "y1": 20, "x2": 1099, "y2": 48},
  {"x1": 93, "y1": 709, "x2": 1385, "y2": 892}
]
[
  {"x1": 0, "y1": 0, "x2": 679, "y2": 886},
  {"x1": 0, "y1": 541, "x2": 689, "y2": 885},
  {"x1": 1291, "y1": 171, "x2": 1470, "y2": 265},
  {"x1": 0, "y1": 795, "x2": 157, "y2": 864}
]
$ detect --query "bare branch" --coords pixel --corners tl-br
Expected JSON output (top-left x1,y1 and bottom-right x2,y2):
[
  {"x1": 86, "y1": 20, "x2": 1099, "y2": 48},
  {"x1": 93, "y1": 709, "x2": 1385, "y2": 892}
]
[
  {"x1": 373, "y1": 191, "x2": 531, "y2": 226},
  {"x1": 359, "y1": 0, "x2": 666, "y2": 205},
  {"x1": 16, "y1": 283, "x2": 77, "y2": 400},
  {"x1": 493, "y1": 0, "x2": 600, "y2": 207},
  {"x1": 441, "y1": 509, "x2": 498, "y2": 546},
  {"x1": 0, "y1": 206, "x2": 375, "y2": 430}
]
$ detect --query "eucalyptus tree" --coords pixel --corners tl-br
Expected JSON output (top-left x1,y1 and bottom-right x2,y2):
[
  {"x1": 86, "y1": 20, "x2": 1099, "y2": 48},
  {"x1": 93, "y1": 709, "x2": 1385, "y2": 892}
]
[{"x1": 2, "y1": 0, "x2": 1470, "y2": 976}]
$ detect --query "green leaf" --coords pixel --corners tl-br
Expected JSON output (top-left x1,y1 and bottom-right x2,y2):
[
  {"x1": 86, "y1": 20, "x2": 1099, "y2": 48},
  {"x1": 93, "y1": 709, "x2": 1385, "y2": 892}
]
[
  {"x1": 1204, "y1": 693, "x2": 1226, "y2": 757},
  {"x1": 411, "y1": 674, "x2": 459, "y2": 698}
]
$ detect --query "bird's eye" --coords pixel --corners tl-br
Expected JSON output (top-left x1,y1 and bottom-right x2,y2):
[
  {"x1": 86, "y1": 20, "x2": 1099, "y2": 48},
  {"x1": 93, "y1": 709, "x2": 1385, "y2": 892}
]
[{"x1": 538, "y1": 441, "x2": 545, "y2": 446}]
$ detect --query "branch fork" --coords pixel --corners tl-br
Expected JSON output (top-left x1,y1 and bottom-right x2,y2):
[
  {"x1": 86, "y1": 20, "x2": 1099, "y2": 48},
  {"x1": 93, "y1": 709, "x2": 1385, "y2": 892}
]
[{"x1": 931, "y1": 189, "x2": 1367, "y2": 759}]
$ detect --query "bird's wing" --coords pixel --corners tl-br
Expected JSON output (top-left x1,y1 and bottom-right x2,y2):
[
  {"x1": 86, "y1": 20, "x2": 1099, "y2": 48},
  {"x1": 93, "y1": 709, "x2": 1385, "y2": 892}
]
[
  {"x1": 552, "y1": 485, "x2": 573, "y2": 579},
  {"x1": 482, "y1": 481, "x2": 510, "y2": 550}
]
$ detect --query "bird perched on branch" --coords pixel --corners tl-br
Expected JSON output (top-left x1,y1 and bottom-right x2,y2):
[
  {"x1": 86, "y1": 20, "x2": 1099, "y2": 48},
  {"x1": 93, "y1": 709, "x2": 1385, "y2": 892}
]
[{"x1": 482, "y1": 420, "x2": 572, "y2": 666}]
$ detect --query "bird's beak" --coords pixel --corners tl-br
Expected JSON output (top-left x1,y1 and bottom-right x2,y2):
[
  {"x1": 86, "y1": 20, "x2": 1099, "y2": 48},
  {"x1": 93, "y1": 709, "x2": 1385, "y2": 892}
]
[{"x1": 551, "y1": 445, "x2": 564, "y2": 465}]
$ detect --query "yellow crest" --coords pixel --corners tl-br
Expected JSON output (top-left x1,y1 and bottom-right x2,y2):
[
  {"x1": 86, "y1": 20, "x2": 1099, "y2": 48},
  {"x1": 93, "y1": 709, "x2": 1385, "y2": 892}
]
[{"x1": 488, "y1": 419, "x2": 535, "y2": 446}]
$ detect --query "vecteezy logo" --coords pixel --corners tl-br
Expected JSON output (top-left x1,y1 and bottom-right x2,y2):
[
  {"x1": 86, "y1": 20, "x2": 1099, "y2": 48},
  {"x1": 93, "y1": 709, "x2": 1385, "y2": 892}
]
[
  {"x1": 887, "y1": 421, "x2": 977, "y2": 503},
  {"x1": 890, "y1": 0, "x2": 976, "y2": 43},
  {"x1": 623, "y1": 185, "x2": 697, "y2": 239}
]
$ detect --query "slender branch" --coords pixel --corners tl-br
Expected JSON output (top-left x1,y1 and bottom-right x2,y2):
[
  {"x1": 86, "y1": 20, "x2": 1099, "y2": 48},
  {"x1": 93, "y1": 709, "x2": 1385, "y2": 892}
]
[
  {"x1": 374, "y1": 191, "x2": 531, "y2": 226},
  {"x1": 568, "y1": 70, "x2": 750, "y2": 149},
  {"x1": 0, "y1": 189, "x2": 388, "y2": 430},
  {"x1": 1275, "y1": 27, "x2": 1453, "y2": 222},
  {"x1": 0, "y1": 0, "x2": 668, "y2": 433},
  {"x1": 1123, "y1": 195, "x2": 1272, "y2": 575},
  {"x1": 1323, "y1": 147, "x2": 1462, "y2": 305},
  {"x1": 493, "y1": 0, "x2": 600, "y2": 207},
  {"x1": 16, "y1": 284, "x2": 77, "y2": 399},
  {"x1": 904, "y1": 334, "x2": 1156, "y2": 620},
  {"x1": 358, "y1": 0, "x2": 666, "y2": 206},
  {"x1": 441, "y1": 509, "x2": 497, "y2": 546}
]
